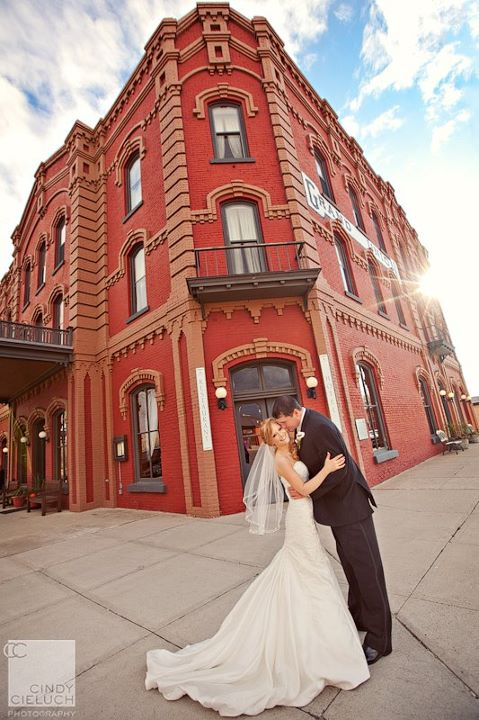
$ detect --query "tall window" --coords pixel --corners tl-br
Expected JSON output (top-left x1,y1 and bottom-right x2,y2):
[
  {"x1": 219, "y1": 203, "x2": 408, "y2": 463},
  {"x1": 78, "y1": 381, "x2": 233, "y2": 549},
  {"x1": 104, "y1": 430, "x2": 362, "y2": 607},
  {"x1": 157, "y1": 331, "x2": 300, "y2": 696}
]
[
  {"x1": 315, "y1": 151, "x2": 334, "y2": 201},
  {"x1": 132, "y1": 386, "x2": 161, "y2": 480},
  {"x1": 53, "y1": 410, "x2": 67, "y2": 486},
  {"x1": 53, "y1": 295, "x2": 64, "y2": 329},
  {"x1": 210, "y1": 104, "x2": 248, "y2": 160},
  {"x1": 130, "y1": 245, "x2": 147, "y2": 315},
  {"x1": 334, "y1": 234, "x2": 356, "y2": 295},
  {"x1": 419, "y1": 378, "x2": 437, "y2": 434},
  {"x1": 438, "y1": 382, "x2": 452, "y2": 426},
  {"x1": 372, "y1": 212, "x2": 386, "y2": 252},
  {"x1": 222, "y1": 202, "x2": 266, "y2": 274},
  {"x1": 55, "y1": 218, "x2": 66, "y2": 267},
  {"x1": 37, "y1": 242, "x2": 46, "y2": 288},
  {"x1": 349, "y1": 187, "x2": 365, "y2": 231},
  {"x1": 391, "y1": 279, "x2": 406, "y2": 326},
  {"x1": 23, "y1": 263, "x2": 31, "y2": 307},
  {"x1": 126, "y1": 153, "x2": 142, "y2": 213},
  {"x1": 368, "y1": 261, "x2": 387, "y2": 315},
  {"x1": 357, "y1": 362, "x2": 389, "y2": 450}
]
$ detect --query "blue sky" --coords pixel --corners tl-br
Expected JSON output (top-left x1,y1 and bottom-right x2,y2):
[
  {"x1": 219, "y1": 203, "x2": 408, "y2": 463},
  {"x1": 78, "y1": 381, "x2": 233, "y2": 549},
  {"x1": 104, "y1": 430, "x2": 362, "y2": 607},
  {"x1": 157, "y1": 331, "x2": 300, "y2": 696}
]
[{"x1": 0, "y1": 0, "x2": 478, "y2": 393}]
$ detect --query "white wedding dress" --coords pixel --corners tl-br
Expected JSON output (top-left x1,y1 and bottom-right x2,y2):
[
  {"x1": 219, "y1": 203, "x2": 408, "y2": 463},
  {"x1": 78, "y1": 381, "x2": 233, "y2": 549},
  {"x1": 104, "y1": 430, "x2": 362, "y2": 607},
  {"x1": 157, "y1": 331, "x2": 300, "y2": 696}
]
[{"x1": 145, "y1": 461, "x2": 369, "y2": 716}]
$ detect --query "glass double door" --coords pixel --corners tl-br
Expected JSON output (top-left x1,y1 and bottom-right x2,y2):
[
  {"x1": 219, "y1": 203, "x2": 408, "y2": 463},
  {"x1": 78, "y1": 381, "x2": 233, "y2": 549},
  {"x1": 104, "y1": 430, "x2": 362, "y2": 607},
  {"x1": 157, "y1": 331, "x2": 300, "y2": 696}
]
[{"x1": 232, "y1": 362, "x2": 299, "y2": 486}]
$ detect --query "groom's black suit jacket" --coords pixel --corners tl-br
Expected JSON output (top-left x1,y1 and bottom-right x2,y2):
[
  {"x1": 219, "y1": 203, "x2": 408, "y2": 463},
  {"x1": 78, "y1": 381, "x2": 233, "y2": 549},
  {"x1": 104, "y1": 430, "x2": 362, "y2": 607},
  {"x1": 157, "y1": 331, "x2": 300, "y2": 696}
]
[{"x1": 299, "y1": 409, "x2": 376, "y2": 527}]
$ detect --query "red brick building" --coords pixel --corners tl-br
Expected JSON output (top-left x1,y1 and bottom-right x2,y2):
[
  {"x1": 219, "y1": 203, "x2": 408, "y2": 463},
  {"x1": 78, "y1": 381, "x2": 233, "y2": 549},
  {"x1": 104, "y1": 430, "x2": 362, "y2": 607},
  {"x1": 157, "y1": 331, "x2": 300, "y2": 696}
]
[{"x1": 0, "y1": 3, "x2": 476, "y2": 515}]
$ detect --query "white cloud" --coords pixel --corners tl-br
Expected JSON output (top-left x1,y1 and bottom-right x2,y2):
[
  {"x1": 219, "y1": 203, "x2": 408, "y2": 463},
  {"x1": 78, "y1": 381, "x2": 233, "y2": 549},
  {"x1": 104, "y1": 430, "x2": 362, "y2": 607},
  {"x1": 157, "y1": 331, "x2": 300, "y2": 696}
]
[
  {"x1": 302, "y1": 53, "x2": 319, "y2": 71},
  {"x1": 360, "y1": 105, "x2": 404, "y2": 137},
  {"x1": 334, "y1": 3, "x2": 354, "y2": 23},
  {"x1": 431, "y1": 108, "x2": 471, "y2": 152}
]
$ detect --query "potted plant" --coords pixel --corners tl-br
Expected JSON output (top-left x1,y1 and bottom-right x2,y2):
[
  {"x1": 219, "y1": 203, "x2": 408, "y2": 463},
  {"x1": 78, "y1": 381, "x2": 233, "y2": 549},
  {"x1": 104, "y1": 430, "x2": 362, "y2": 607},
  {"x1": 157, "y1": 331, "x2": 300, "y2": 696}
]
[
  {"x1": 446, "y1": 423, "x2": 469, "y2": 450},
  {"x1": 12, "y1": 485, "x2": 28, "y2": 508},
  {"x1": 29, "y1": 478, "x2": 43, "y2": 508},
  {"x1": 466, "y1": 424, "x2": 479, "y2": 443}
]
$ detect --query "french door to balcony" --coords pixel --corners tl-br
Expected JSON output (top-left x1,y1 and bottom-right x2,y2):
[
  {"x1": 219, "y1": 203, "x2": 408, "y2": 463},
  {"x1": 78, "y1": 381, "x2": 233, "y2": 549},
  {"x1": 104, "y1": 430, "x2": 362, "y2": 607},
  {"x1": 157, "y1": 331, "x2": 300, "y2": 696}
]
[{"x1": 222, "y1": 202, "x2": 267, "y2": 275}]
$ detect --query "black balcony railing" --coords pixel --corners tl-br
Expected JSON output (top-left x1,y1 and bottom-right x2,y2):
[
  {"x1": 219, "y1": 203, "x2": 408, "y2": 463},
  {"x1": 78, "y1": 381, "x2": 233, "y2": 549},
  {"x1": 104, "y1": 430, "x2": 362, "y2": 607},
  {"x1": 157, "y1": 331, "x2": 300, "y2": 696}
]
[
  {"x1": 427, "y1": 337, "x2": 455, "y2": 362},
  {"x1": 192, "y1": 241, "x2": 307, "y2": 277},
  {"x1": 0, "y1": 320, "x2": 73, "y2": 348},
  {"x1": 187, "y1": 241, "x2": 321, "y2": 307}
]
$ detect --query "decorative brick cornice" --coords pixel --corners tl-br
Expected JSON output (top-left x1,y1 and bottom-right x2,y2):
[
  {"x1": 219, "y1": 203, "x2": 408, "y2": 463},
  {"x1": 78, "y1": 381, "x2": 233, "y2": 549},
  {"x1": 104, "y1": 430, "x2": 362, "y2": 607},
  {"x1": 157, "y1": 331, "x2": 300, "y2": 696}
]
[
  {"x1": 119, "y1": 368, "x2": 165, "y2": 419},
  {"x1": 106, "y1": 228, "x2": 149, "y2": 288},
  {"x1": 190, "y1": 181, "x2": 290, "y2": 223},
  {"x1": 113, "y1": 133, "x2": 146, "y2": 187},
  {"x1": 192, "y1": 83, "x2": 259, "y2": 118},
  {"x1": 351, "y1": 346, "x2": 384, "y2": 389},
  {"x1": 212, "y1": 337, "x2": 316, "y2": 388}
]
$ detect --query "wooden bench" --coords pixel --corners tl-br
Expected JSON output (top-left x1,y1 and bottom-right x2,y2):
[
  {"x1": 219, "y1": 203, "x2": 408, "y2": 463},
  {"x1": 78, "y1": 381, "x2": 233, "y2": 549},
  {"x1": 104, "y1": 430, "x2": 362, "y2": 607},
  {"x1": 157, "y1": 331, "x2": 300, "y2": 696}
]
[
  {"x1": 27, "y1": 479, "x2": 62, "y2": 516},
  {"x1": 436, "y1": 430, "x2": 464, "y2": 455}
]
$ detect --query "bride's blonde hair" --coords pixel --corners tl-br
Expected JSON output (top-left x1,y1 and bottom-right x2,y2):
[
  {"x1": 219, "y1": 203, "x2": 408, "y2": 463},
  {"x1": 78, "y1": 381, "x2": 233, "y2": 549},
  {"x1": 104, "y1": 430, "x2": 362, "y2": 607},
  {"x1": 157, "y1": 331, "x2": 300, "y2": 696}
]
[{"x1": 259, "y1": 418, "x2": 298, "y2": 460}]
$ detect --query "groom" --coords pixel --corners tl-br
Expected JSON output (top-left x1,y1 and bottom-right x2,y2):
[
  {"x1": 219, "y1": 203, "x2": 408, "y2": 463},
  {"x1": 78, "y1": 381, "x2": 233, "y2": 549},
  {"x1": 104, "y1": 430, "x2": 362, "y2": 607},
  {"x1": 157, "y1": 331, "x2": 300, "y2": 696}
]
[{"x1": 272, "y1": 395, "x2": 392, "y2": 664}]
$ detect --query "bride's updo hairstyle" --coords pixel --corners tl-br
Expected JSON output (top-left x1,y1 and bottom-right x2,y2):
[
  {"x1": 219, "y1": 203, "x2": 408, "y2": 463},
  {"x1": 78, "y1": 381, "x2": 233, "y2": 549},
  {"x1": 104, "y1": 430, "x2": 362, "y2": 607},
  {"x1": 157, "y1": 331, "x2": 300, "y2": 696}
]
[{"x1": 259, "y1": 418, "x2": 298, "y2": 460}]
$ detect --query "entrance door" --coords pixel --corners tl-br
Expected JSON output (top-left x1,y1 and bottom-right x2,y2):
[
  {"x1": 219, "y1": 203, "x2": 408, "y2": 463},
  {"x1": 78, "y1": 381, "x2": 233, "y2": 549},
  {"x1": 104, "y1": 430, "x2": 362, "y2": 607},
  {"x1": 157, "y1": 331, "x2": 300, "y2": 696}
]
[
  {"x1": 232, "y1": 362, "x2": 299, "y2": 486},
  {"x1": 32, "y1": 418, "x2": 46, "y2": 485}
]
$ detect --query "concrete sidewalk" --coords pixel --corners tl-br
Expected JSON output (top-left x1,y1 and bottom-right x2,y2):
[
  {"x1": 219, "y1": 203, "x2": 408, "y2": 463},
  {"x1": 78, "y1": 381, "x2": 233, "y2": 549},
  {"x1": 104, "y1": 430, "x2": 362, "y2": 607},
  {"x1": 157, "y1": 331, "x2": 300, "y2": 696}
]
[{"x1": 1, "y1": 445, "x2": 478, "y2": 720}]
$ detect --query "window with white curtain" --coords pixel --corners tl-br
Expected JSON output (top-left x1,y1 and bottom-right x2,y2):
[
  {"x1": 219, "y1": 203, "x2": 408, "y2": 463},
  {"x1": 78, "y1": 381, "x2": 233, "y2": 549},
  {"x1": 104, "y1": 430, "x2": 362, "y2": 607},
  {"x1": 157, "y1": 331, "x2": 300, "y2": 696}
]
[
  {"x1": 130, "y1": 245, "x2": 147, "y2": 315},
  {"x1": 132, "y1": 386, "x2": 161, "y2": 480},
  {"x1": 222, "y1": 202, "x2": 266, "y2": 274},
  {"x1": 210, "y1": 104, "x2": 248, "y2": 160},
  {"x1": 126, "y1": 153, "x2": 142, "y2": 213}
]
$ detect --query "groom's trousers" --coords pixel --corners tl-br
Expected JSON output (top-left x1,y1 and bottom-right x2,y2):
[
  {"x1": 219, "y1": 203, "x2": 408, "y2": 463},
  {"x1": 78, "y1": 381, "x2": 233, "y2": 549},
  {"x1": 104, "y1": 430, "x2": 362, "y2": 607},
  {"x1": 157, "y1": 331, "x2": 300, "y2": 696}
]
[{"x1": 332, "y1": 515, "x2": 392, "y2": 654}]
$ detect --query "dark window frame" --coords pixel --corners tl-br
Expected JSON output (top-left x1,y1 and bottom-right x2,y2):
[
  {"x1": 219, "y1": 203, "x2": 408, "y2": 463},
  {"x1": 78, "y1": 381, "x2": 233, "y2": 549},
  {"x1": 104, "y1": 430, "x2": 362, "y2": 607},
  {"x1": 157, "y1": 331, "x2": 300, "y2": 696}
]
[
  {"x1": 23, "y1": 263, "x2": 31, "y2": 308},
  {"x1": 37, "y1": 242, "x2": 46, "y2": 289},
  {"x1": 419, "y1": 378, "x2": 437, "y2": 435},
  {"x1": 349, "y1": 186, "x2": 365, "y2": 232},
  {"x1": 125, "y1": 152, "x2": 142, "y2": 215},
  {"x1": 372, "y1": 212, "x2": 386, "y2": 253},
  {"x1": 392, "y1": 278, "x2": 407, "y2": 326},
  {"x1": 368, "y1": 261, "x2": 387, "y2": 315},
  {"x1": 52, "y1": 294, "x2": 64, "y2": 330},
  {"x1": 221, "y1": 200, "x2": 267, "y2": 274},
  {"x1": 314, "y1": 151, "x2": 335, "y2": 201},
  {"x1": 131, "y1": 384, "x2": 162, "y2": 482},
  {"x1": 209, "y1": 102, "x2": 250, "y2": 162},
  {"x1": 129, "y1": 244, "x2": 148, "y2": 316},
  {"x1": 334, "y1": 234, "x2": 356, "y2": 295},
  {"x1": 54, "y1": 217, "x2": 66, "y2": 269},
  {"x1": 357, "y1": 361, "x2": 390, "y2": 451}
]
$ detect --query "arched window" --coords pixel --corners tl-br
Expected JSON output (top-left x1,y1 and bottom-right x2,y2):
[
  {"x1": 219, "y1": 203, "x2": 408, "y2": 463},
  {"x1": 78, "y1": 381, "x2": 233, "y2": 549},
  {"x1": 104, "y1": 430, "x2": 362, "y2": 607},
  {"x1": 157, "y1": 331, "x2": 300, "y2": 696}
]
[
  {"x1": 349, "y1": 187, "x2": 365, "y2": 231},
  {"x1": 334, "y1": 234, "x2": 356, "y2": 295},
  {"x1": 126, "y1": 152, "x2": 142, "y2": 214},
  {"x1": 222, "y1": 201, "x2": 266, "y2": 274},
  {"x1": 391, "y1": 278, "x2": 406, "y2": 326},
  {"x1": 37, "y1": 241, "x2": 46, "y2": 288},
  {"x1": 314, "y1": 151, "x2": 334, "y2": 201},
  {"x1": 419, "y1": 378, "x2": 437, "y2": 435},
  {"x1": 53, "y1": 295, "x2": 64, "y2": 329},
  {"x1": 130, "y1": 245, "x2": 147, "y2": 316},
  {"x1": 53, "y1": 410, "x2": 67, "y2": 487},
  {"x1": 17, "y1": 425, "x2": 28, "y2": 485},
  {"x1": 23, "y1": 263, "x2": 31, "y2": 308},
  {"x1": 368, "y1": 261, "x2": 387, "y2": 315},
  {"x1": 209, "y1": 103, "x2": 248, "y2": 161},
  {"x1": 131, "y1": 385, "x2": 161, "y2": 481},
  {"x1": 357, "y1": 362, "x2": 389, "y2": 450},
  {"x1": 372, "y1": 212, "x2": 386, "y2": 252},
  {"x1": 55, "y1": 218, "x2": 66, "y2": 268}
]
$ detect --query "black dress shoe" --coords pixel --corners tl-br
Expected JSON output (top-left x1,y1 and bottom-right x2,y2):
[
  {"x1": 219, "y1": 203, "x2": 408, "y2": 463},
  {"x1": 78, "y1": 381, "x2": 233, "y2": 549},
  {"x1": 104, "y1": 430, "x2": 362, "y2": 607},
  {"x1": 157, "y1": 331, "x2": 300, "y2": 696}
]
[{"x1": 363, "y1": 644, "x2": 391, "y2": 665}]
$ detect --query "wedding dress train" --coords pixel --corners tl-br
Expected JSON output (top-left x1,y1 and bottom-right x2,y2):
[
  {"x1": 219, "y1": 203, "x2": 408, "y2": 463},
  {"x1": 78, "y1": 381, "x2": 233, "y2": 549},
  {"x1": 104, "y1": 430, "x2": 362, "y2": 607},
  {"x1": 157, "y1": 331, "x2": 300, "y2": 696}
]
[{"x1": 145, "y1": 461, "x2": 369, "y2": 716}]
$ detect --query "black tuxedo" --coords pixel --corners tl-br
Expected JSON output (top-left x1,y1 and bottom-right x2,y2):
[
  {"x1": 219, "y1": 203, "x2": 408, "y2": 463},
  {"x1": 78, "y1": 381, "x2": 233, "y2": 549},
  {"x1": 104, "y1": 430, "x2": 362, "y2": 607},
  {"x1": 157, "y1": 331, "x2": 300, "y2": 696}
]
[{"x1": 298, "y1": 408, "x2": 392, "y2": 655}]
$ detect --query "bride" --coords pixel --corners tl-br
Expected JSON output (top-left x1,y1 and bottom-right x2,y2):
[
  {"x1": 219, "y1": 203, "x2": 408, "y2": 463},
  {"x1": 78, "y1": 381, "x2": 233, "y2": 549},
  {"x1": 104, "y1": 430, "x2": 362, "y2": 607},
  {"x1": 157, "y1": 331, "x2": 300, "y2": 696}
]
[{"x1": 145, "y1": 418, "x2": 369, "y2": 716}]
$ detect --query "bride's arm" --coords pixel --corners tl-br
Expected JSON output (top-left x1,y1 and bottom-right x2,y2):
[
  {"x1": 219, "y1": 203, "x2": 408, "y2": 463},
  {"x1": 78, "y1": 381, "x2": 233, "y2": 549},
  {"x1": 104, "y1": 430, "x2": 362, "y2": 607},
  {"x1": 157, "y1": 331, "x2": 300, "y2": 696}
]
[{"x1": 275, "y1": 453, "x2": 345, "y2": 497}]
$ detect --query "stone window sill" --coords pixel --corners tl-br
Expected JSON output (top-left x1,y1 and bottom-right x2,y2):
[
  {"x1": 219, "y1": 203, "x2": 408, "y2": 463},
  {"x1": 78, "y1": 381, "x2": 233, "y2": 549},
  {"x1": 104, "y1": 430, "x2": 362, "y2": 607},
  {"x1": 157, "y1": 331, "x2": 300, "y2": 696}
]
[
  {"x1": 373, "y1": 449, "x2": 399, "y2": 464},
  {"x1": 127, "y1": 481, "x2": 166, "y2": 493}
]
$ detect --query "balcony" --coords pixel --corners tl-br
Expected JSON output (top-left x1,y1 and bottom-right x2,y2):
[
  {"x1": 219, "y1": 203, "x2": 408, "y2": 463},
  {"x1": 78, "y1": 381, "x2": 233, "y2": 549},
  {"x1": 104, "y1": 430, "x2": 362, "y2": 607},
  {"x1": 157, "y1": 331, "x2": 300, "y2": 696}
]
[
  {"x1": 0, "y1": 321, "x2": 73, "y2": 402},
  {"x1": 427, "y1": 336, "x2": 455, "y2": 363},
  {"x1": 187, "y1": 241, "x2": 320, "y2": 307}
]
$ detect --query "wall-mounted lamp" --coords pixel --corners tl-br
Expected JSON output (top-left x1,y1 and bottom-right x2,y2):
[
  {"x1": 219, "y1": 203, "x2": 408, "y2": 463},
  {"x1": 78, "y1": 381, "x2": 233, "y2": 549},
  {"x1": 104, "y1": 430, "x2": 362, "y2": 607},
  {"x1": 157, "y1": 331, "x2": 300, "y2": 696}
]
[
  {"x1": 467, "y1": 395, "x2": 472, "y2": 401},
  {"x1": 20, "y1": 436, "x2": 29, "y2": 445},
  {"x1": 215, "y1": 386, "x2": 227, "y2": 410},
  {"x1": 38, "y1": 430, "x2": 47, "y2": 440},
  {"x1": 460, "y1": 394, "x2": 467, "y2": 401},
  {"x1": 447, "y1": 391, "x2": 455, "y2": 399},
  {"x1": 439, "y1": 389, "x2": 447, "y2": 397},
  {"x1": 306, "y1": 376, "x2": 319, "y2": 400},
  {"x1": 2, "y1": 446, "x2": 8, "y2": 454},
  {"x1": 113, "y1": 435, "x2": 128, "y2": 462}
]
